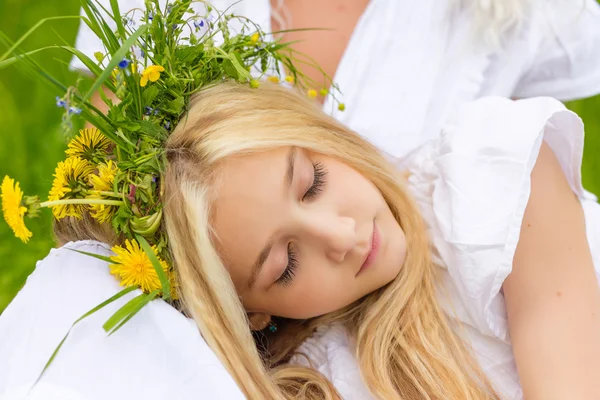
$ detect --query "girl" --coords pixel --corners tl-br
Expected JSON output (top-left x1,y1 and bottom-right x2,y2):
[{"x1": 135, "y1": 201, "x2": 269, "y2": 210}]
[{"x1": 3, "y1": 83, "x2": 598, "y2": 399}]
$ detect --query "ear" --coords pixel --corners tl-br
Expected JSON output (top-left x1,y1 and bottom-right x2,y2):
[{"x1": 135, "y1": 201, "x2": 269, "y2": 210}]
[{"x1": 247, "y1": 312, "x2": 271, "y2": 331}]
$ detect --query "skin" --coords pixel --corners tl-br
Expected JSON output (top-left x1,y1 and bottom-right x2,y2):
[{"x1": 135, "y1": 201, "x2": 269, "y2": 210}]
[
  {"x1": 505, "y1": 143, "x2": 600, "y2": 399},
  {"x1": 212, "y1": 147, "x2": 407, "y2": 320}
]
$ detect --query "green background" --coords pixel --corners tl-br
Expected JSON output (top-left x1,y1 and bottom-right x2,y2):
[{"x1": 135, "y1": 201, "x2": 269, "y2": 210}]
[{"x1": 1, "y1": 0, "x2": 600, "y2": 312}]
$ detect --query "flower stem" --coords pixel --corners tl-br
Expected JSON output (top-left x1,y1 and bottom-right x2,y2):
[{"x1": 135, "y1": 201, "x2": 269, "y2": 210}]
[{"x1": 40, "y1": 199, "x2": 124, "y2": 208}]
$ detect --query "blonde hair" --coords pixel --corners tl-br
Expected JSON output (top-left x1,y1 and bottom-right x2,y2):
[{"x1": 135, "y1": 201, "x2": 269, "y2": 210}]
[{"x1": 56, "y1": 82, "x2": 499, "y2": 399}]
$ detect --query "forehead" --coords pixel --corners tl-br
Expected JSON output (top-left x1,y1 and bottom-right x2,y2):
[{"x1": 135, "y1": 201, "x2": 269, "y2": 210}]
[{"x1": 211, "y1": 147, "x2": 290, "y2": 287}]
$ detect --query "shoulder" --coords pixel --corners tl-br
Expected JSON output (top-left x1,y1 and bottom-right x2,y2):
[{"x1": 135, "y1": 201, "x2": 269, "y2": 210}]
[{"x1": 0, "y1": 241, "x2": 243, "y2": 399}]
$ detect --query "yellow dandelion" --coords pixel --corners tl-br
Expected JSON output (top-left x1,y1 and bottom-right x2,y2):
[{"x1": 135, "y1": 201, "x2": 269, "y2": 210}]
[
  {"x1": 307, "y1": 89, "x2": 318, "y2": 99},
  {"x1": 250, "y1": 32, "x2": 260, "y2": 44},
  {"x1": 140, "y1": 65, "x2": 165, "y2": 87},
  {"x1": 48, "y1": 157, "x2": 95, "y2": 220},
  {"x1": 66, "y1": 128, "x2": 112, "y2": 161},
  {"x1": 88, "y1": 160, "x2": 119, "y2": 223},
  {"x1": 285, "y1": 75, "x2": 294, "y2": 84},
  {"x1": 110, "y1": 239, "x2": 170, "y2": 293},
  {"x1": 267, "y1": 76, "x2": 280, "y2": 83},
  {"x1": 1, "y1": 176, "x2": 32, "y2": 243}
]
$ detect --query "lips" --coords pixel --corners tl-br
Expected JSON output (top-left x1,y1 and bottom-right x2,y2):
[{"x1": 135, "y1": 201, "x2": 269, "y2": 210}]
[{"x1": 356, "y1": 221, "x2": 380, "y2": 276}]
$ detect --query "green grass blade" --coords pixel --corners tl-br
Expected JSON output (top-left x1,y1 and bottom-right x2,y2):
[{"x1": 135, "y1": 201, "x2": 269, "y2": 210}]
[
  {"x1": 135, "y1": 234, "x2": 170, "y2": 300},
  {"x1": 33, "y1": 286, "x2": 137, "y2": 386},
  {"x1": 107, "y1": 290, "x2": 159, "y2": 336},
  {"x1": 82, "y1": 24, "x2": 147, "y2": 103},
  {"x1": 67, "y1": 248, "x2": 114, "y2": 264},
  {"x1": 0, "y1": 16, "x2": 80, "y2": 62}
]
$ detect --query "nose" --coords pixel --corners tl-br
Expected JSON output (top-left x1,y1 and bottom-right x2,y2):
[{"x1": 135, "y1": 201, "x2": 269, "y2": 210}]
[{"x1": 302, "y1": 213, "x2": 357, "y2": 263}]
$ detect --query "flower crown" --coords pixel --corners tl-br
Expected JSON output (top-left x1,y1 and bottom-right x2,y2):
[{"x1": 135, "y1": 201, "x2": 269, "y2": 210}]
[{"x1": 0, "y1": 0, "x2": 342, "y2": 370}]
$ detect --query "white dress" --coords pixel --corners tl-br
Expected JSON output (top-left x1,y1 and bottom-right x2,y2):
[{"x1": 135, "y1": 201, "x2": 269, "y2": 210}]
[
  {"x1": 70, "y1": 0, "x2": 600, "y2": 158},
  {"x1": 291, "y1": 96, "x2": 600, "y2": 399},
  {"x1": 0, "y1": 241, "x2": 245, "y2": 400}
]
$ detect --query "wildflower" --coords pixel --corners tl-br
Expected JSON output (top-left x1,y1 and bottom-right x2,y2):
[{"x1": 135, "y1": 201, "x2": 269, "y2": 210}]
[
  {"x1": 249, "y1": 79, "x2": 260, "y2": 88},
  {"x1": 1, "y1": 176, "x2": 32, "y2": 243},
  {"x1": 148, "y1": 11, "x2": 154, "y2": 21},
  {"x1": 164, "y1": 121, "x2": 171, "y2": 130},
  {"x1": 110, "y1": 239, "x2": 170, "y2": 293},
  {"x1": 338, "y1": 103, "x2": 346, "y2": 112},
  {"x1": 193, "y1": 19, "x2": 205, "y2": 29},
  {"x1": 48, "y1": 157, "x2": 95, "y2": 220},
  {"x1": 267, "y1": 76, "x2": 280, "y2": 83},
  {"x1": 307, "y1": 89, "x2": 318, "y2": 99},
  {"x1": 66, "y1": 128, "x2": 112, "y2": 161},
  {"x1": 285, "y1": 75, "x2": 295, "y2": 84},
  {"x1": 56, "y1": 96, "x2": 66, "y2": 108},
  {"x1": 68, "y1": 106, "x2": 82, "y2": 115},
  {"x1": 118, "y1": 58, "x2": 131, "y2": 69},
  {"x1": 93, "y1": 52, "x2": 104, "y2": 63},
  {"x1": 250, "y1": 32, "x2": 260, "y2": 44},
  {"x1": 140, "y1": 65, "x2": 165, "y2": 87},
  {"x1": 320, "y1": 88, "x2": 328, "y2": 96},
  {"x1": 88, "y1": 161, "x2": 119, "y2": 223}
]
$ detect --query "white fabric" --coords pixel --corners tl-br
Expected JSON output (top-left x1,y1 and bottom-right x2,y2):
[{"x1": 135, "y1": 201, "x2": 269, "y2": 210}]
[
  {"x1": 70, "y1": 0, "x2": 600, "y2": 158},
  {"x1": 291, "y1": 97, "x2": 600, "y2": 399},
  {"x1": 0, "y1": 241, "x2": 244, "y2": 400}
]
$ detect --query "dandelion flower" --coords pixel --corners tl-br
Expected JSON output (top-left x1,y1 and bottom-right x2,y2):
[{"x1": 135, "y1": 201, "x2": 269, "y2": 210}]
[
  {"x1": 110, "y1": 239, "x2": 170, "y2": 293},
  {"x1": 1, "y1": 176, "x2": 32, "y2": 243},
  {"x1": 88, "y1": 160, "x2": 119, "y2": 223},
  {"x1": 285, "y1": 75, "x2": 294, "y2": 84},
  {"x1": 48, "y1": 157, "x2": 95, "y2": 220},
  {"x1": 267, "y1": 76, "x2": 280, "y2": 83},
  {"x1": 140, "y1": 65, "x2": 165, "y2": 87},
  {"x1": 66, "y1": 128, "x2": 112, "y2": 161},
  {"x1": 250, "y1": 32, "x2": 260, "y2": 44},
  {"x1": 307, "y1": 89, "x2": 318, "y2": 99}
]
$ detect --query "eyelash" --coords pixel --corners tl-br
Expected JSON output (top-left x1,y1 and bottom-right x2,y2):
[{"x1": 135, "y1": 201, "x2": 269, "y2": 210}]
[
  {"x1": 302, "y1": 161, "x2": 327, "y2": 201},
  {"x1": 276, "y1": 162, "x2": 328, "y2": 286},
  {"x1": 276, "y1": 243, "x2": 298, "y2": 286}
]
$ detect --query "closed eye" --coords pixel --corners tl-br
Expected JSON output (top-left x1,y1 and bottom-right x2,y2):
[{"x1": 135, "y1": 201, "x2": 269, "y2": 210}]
[{"x1": 302, "y1": 161, "x2": 327, "y2": 201}]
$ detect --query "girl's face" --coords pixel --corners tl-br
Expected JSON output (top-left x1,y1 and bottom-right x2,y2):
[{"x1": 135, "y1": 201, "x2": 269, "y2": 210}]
[{"x1": 212, "y1": 147, "x2": 407, "y2": 319}]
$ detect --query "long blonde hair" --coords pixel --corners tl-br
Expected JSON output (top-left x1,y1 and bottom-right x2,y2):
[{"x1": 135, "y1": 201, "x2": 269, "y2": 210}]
[{"x1": 56, "y1": 82, "x2": 499, "y2": 399}]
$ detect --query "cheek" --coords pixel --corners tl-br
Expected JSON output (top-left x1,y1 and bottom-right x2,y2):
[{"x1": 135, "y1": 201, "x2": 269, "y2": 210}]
[{"x1": 266, "y1": 267, "x2": 358, "y2": 319}]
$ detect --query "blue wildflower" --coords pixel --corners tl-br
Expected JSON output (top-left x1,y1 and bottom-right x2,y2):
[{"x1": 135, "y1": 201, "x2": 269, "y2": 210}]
[
  {"x1": 154, "y1": 109, "x2": 160, "y2": 116},
  {"x1": 148, "y1": 11, "x2": 154, "y2": 20},
  {"x1": 194, "y1": 19, "x2": 205, "y2": 29},
  {"x1": 164, "y1": 121, "x2": 171, "y2": 130},
  {"x1": 68, "y1": 107, "x2": 82, "y2": 115},
  {"x1": 118, "y1": 58, "x2": 131, "y2": 69},
  {"x1": 144, "y1": 106, "x2": 153, "y2": 115},
  {"x1": 55, "y1": 96, "x2": 66, "y2": 108}
]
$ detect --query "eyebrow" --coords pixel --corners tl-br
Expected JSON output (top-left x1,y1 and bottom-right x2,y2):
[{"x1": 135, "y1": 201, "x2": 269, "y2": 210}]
[{"x1": 247, "y1": 147, "x2": 297, "y2": 290}]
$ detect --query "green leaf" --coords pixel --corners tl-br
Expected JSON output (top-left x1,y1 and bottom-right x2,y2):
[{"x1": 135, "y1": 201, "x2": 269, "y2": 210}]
[
  {"x1": 164, "y1": 96, "x2": 185, "y2": 115},
  {"x1": 141, "y1": 85, "x2": 160, "y2": 107},
  {"x1": 0, "y1": 16, "x2": 80, "y2": 63},
  {"x1": 102, "y1": 291, "x2": 148, "y2": 332},
  {"x1": 68, "y1": 248, "x2": 114, "y2": 264},
  {"x1": 82, "y1": 24, "x2": 148, "y2": 103},
  {"x1": 109, "y1": 0, "x2": 127, "y2": 40},
  {"x1": 107, "y1": 290, "x2": 159, "y2": 336},
  {"x1": 135, "y1": 234, "x2": 171, "y2": 300},
  {"x1": 33, "y1": 286, "x2": 137, "y2": 386}
]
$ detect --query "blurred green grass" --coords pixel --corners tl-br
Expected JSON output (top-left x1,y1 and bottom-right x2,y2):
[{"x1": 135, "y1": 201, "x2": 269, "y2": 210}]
[{"x1": 0, "y1": 0, "x2": 599, "y2": 313}]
